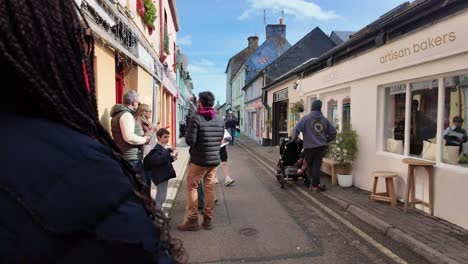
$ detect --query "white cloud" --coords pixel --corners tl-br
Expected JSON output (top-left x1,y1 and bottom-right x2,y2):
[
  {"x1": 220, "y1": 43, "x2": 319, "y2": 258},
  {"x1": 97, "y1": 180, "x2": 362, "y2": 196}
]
[
  {"x1": 238, "y1": 0, "x2": 338, "y2": 21},
  {"x1": 188, "y1": 64, "x2": 208, "y2": 74},
  {"x1": 177, "y1": 35, "x2": 192, "y2": 46},
  {"x1": 187, "y1": 59, "x2": 226, "y2": 103},
  {"x1": 188, "y1": 59, "x2": 216, "y2": 73}
]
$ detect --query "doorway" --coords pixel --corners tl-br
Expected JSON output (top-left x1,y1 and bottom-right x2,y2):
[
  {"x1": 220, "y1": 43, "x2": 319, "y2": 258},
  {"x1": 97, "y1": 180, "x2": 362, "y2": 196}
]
[{"x1": 272, "y1": 99, "x2": 288, "y2": 146}]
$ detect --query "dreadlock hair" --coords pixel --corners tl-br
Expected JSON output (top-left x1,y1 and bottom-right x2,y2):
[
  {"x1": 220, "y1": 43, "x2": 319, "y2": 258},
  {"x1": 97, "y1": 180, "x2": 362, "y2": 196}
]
[{"x1": 0, "y1": 1, "x2": 186, "y2": 262}]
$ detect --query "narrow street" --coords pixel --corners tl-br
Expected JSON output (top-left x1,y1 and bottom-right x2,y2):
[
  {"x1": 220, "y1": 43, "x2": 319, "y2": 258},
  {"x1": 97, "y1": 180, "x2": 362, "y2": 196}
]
[{"x1": 170, "y1": 145, "x2": 430, "y2": 264}]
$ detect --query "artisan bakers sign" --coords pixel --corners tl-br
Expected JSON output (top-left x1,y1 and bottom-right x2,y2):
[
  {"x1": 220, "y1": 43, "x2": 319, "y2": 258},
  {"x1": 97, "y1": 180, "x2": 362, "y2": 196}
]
[{"x1": 379, "y1": 32, "x2": 456, "y2": 64}]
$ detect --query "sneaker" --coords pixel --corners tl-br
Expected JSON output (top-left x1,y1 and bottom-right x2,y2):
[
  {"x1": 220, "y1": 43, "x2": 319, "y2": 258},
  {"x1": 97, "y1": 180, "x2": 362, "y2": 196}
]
[
  {"x1": 310, "y1": 187, "x2": 320, "y2": 193},
  {"x1": 225, "y1": 177, "x2": 235, "y2": 186},
  {"x1": 215, "y1": 177, "x2": 219, "y2": 184},
  {"x1": 310, "y1": 184, "x2": 326, "y2": 193}
]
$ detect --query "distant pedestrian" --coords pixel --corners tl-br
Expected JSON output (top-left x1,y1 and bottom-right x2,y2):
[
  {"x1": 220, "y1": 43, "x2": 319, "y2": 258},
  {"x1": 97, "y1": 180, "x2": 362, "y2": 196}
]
[
  {"x1": 0, "y1": 0, "x2": 185, "y2": 262},
  {"x1": 110, "y1": 90, "x2": 151, "y2": 186},
  {"x1": 177, "y1": 91, "x2": 224, "y2": 231},
  {"x1": 144, "y1": 128, "x2": 178, "y2": 211},
  {"x1": 291, "y1": 100, "x2": 337, "y2": 192},
  {"x1": 226, "y1": 111, "x2": 237, "y2": 145}
]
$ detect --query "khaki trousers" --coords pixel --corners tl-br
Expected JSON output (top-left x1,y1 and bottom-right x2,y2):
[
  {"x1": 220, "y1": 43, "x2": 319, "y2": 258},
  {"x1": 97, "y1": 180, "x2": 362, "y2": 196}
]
[{"x1": 186, "y1": 163, "x2": 217, "y2": 220}]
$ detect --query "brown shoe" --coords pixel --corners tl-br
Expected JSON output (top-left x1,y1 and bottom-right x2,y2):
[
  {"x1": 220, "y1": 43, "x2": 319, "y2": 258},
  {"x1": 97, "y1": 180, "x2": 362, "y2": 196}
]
[
  {"x1": 201, "y1": 215, "x2": 212, "y2": 230},
  {"x1": 177, "y1": 218, "x2": 200, "y2": 231}
]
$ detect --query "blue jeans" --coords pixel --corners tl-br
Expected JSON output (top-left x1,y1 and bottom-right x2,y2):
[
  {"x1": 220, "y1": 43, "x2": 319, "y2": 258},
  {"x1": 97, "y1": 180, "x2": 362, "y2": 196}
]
[
  {"x1": 197, "y1": 182, "x2": 204, "y2": 209},
  {"x1": 129, "y1": 160, "x2": 151, "y2": 187},
  {"x1": 155, "y1": 180, "x2": 169, "y2": 210},
  {"x1": 228, "y1": 128, "x2": 236, "y2": 145}
]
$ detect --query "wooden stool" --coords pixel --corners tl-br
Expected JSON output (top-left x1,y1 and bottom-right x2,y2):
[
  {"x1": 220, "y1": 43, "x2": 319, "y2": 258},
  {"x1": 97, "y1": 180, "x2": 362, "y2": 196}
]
[
  {"x1": 371, "y1": 171, "x2": 397, "y2": 207},
  {"x1": 402, "y1": 158, "x2": 435, "y2": 216}
]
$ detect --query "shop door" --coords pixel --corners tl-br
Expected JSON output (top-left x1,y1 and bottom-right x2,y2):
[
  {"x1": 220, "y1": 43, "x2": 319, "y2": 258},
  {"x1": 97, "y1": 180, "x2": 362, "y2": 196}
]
[
  {"x1": 115, "y1": 73, "x2": 124, "y2": 104},
  {"x1": 272, "y1": 100, "x2": 288, "y2": 145}
]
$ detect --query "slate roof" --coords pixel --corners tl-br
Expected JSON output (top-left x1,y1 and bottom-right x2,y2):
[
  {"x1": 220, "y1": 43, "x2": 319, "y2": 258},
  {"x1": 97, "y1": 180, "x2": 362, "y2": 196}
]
[
  {"x1": 244, "y1": 35, "x2": 291, "y2": 82},
  {"x1": 225, "y1": 47, "x2": 256, "y2": 81},
  {"x1": 263, "y1": 27, "x2": 336, "y2": 85},
  {"x1": 329, "y1": 31, "x2": 354, "y2": 45}
]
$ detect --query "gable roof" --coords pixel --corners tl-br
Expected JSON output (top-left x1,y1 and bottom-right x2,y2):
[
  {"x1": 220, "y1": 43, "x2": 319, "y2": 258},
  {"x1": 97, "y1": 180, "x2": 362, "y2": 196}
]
[
  {"x1": 225, "y1": 46, "x2": 256, "y2": 80},
  {"x1": 244, "y1": 35, "x2": 291, "y2": 82},
  {"x1": 329, "y1": 31, "x2": 354, "y2": 45},
  {"x1": 263, "y1": 27, "x2": 336, "y2": 86}
]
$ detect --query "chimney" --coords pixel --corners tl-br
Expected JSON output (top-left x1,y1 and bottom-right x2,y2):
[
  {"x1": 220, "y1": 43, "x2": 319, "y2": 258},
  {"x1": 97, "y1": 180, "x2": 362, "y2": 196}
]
[
  {"x1": 248, "y1": 36, "x2": 259, "y2": 50},
  {"x1": 266, "y1": 19, "x2": 286, "y2": 39}
]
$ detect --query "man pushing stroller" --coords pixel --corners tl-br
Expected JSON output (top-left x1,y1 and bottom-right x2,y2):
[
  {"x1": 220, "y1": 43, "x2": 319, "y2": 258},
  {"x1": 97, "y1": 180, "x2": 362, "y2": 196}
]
[{"x1": 291, "y1": 100, "x2": 337, "y2": 192}]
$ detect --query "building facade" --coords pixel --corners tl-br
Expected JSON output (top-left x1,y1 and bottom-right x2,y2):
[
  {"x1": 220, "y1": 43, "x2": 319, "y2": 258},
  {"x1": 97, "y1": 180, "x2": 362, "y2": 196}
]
[
  {"x1": 225, "y1": 37, "x2": 259, "y2": 115},
  {"x1": 264, "y1": 0, "x2": 468, "y2": 229},
  {"x1": 231, "y1": 65, "x2": 246, "y2": 130},
  {"x1": 78, "y1": 0, "x2": 183, "y2": 146}
]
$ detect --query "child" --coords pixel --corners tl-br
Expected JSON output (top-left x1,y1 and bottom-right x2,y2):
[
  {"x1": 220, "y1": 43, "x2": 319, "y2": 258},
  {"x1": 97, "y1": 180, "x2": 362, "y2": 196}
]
[{"x1": 144, "y1": 128, "x2": 178, "y2": 210}]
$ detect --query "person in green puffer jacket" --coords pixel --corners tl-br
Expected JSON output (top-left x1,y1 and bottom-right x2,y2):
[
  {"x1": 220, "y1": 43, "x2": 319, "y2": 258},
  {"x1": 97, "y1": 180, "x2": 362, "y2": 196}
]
[{"x1": 110, "y1": 90, "x2": 151, "y2": 186}]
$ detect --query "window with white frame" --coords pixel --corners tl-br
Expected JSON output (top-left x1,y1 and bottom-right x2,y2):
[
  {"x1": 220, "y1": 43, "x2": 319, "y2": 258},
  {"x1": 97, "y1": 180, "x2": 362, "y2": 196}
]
[
  {"x1": 409, "y1": 79, "x2": 438, "y2": 158},
  {"x1": 384, "y1": 84, "x2": 406, "y2": 154},
  {"x1": 442, "y1": 74, "x2": 468, "y2": 167},
  {"x1": 383, "y1": 75, "x2": 468, "y2": 167},
  {"x1": 327, "y1": 99, "x2": 338, "y2": 128}
]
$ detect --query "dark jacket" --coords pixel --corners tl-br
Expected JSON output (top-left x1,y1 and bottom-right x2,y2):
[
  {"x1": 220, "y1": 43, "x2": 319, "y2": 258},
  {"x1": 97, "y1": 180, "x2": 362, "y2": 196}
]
[
  {"x1": 0, "y1": 114, "x2": 174, "y2": 263},
  {"x1": 291, "y1": 110, "x2": 337, "y2": 149},
  {"x1": 225, "y1": 116, "x2": 237, "y2": 129},
  {"x1": 144, "y1": 144, "x2": 176, "y2": 185},
  {"x1": 185, "y1": 112, "x2": 225, "y2": 166}
]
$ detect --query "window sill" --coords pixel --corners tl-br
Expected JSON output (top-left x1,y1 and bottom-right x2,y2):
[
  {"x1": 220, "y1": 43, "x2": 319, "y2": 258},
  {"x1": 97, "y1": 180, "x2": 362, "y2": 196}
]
[{"x1": 377, "y1": 151, "x2": 468, "y2": 173}]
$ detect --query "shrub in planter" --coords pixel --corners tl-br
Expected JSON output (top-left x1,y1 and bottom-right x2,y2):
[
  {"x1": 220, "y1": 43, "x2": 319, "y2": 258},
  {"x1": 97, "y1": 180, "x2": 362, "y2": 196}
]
[{"x1": 328, "y1": 123, "x2": 358, "y2": 175}]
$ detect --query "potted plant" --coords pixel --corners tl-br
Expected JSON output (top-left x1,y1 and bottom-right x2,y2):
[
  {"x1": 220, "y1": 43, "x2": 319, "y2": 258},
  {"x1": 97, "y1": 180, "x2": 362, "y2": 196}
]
[
  {"x1": 290, "y1": 99, "x2": 304, "y2": 115},
  {"x1": 143, "y1": 0, "x2": 157, "y2": 35},
  {"x1": 328, "y1": 122, "x2": 358, "y2": 187}
]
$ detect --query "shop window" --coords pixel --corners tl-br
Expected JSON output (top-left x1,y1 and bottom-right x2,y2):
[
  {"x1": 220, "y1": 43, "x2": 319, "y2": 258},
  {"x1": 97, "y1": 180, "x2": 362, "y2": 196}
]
[
  {"x1": 384, "y1": 84, "x2": 406, "y2": 155},
  {"x1": 410, "y1": 79, "x2": 438, "y2": 158},
  {"x1": 342, "y1": 97, "x2": 351, "y2": 124},
  {"x1": 327, "y1": 99, "x2": 338, "y2": 129},
  {"x1": 442, "y1": 75, "x2": 468, "y2": 167}
]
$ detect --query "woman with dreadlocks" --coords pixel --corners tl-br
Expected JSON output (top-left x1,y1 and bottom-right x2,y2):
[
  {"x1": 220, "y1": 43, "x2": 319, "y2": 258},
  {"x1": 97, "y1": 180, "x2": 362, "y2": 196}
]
[{"x1": 0, "y1": 0, "x2": 186, "y2": 263}]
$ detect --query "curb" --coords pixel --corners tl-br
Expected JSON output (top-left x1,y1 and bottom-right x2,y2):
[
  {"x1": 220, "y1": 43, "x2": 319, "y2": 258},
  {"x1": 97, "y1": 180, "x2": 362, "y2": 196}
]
[{"x1": 237, "y1": 137, "x2": 459, "y2": 264}]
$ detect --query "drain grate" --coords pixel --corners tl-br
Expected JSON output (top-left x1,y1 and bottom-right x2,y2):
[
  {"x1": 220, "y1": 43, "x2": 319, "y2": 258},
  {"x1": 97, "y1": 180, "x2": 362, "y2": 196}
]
[{"x1": 238, "y1": 227, "x2": 259, "y2": 237}]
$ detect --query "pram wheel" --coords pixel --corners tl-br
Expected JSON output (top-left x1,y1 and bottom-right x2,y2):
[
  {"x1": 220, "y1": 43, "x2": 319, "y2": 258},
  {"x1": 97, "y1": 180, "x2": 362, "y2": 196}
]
[{"x1": 276, "y1": 169, "x2": 285, "y2": 189}]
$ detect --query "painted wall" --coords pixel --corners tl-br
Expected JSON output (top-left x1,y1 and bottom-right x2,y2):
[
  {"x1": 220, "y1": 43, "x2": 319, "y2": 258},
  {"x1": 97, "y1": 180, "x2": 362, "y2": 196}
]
[
  {"x1": 137, "y1": 66, "x2": 154, "y2": 113},
  {"x1": 231, "y1": 65, "x2": 246, "y2": 129},
  {"x1": 298, "y1": 10, "x2": 468, "y2": 229},
  {"x1": 95, "y1": 43, "x2": 116, "y2": 133},
  {"x1": 163, "y1": 0, "x2": 178, "y2": 79}
]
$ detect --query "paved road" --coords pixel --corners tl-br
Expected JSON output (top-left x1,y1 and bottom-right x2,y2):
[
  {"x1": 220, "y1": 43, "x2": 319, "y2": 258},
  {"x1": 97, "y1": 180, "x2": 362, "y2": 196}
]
[{"x1": 169, "y1": 145, "x2": 430, "y2": 264}]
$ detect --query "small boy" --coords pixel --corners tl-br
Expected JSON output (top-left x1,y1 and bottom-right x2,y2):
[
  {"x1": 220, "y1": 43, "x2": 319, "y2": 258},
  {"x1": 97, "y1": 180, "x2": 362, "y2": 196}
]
[{"x1": 144, "y1": 128, "x2": 178, "y2": 211}]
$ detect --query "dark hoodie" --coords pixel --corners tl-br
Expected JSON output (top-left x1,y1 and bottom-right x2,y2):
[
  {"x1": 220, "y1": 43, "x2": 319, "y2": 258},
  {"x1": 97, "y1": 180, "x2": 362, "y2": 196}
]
[
  {"x1": 185, "y1": 107, "x2": 225, "y2": 166},
  {"x1": 292, "y1": 110, "x2": 337, "y2": 149}
]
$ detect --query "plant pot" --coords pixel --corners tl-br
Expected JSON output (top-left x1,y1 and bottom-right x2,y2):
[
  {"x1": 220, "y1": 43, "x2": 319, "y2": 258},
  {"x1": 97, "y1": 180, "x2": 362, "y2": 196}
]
[{"x1": 337, "y1": 173, "x2": 353, "y2": 188}]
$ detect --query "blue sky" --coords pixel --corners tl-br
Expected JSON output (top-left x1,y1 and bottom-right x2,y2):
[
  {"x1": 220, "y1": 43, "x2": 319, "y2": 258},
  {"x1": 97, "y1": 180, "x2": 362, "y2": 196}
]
[{"x1": 176, "y1": 0, "x2": 407, "y2": 104}]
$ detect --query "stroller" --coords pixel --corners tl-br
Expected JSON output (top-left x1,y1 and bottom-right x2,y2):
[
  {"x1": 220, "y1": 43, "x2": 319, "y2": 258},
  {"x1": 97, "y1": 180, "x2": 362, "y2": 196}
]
[{"x1": 276, "y1": 137, "x2": 309, "y2": 188}]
